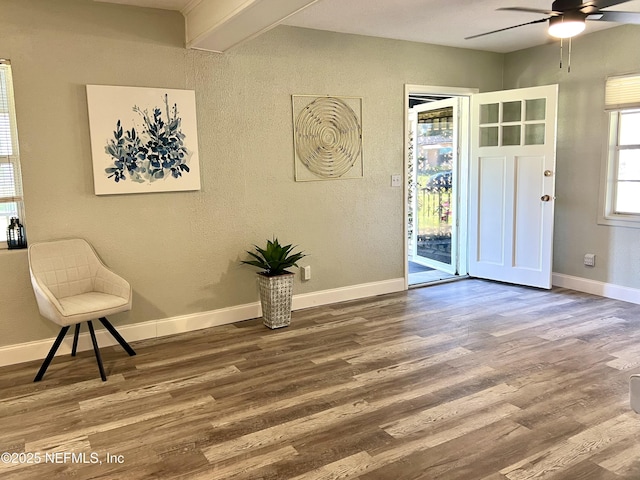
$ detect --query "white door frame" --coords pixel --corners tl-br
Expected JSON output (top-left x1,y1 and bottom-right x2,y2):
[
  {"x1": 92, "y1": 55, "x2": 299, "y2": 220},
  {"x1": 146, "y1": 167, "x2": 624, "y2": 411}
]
[{"x1": 403, "y1": 84, "x2": 478, "y2": 290}]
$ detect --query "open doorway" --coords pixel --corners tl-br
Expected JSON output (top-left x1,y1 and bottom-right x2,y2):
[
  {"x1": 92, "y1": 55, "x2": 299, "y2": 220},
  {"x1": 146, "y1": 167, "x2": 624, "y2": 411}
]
[
  {"x1": 404, "y1": 84, "x2": 558, "y2": 290},
  {"x1": 405, "y1": 85, "x2": 475, "y2": 287}
]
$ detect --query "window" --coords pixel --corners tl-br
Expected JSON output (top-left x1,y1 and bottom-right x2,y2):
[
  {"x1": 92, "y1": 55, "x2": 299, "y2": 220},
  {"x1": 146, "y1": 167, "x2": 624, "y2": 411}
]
[
  {"x1": 0, "y1": 59, "x2": 25, "y2": 247},
  {"x1": 600, "y1": 74, "x2": 640, "y2": 227}
]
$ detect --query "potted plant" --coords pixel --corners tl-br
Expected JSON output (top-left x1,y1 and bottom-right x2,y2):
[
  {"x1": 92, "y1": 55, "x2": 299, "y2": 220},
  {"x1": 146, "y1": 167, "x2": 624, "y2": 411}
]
[{"x1": 241, "y1": 238, "x2": 306, "y2": 329}]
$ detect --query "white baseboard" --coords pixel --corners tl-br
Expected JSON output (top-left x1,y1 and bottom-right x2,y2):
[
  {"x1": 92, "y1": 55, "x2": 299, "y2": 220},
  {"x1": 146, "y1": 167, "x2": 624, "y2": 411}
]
[
  {"x1": 292, "y1": 278, "x2": 406, "y2": 310},
  {"x1": 0, "y1": 278, "x2": 405, "y2": 368},
  {"x1": 552, "y1": 273, "x2": 640, "y2": 305}
]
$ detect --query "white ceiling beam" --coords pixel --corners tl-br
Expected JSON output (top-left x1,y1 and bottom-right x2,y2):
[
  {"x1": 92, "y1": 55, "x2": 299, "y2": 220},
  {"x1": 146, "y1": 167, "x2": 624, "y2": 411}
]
[{"x1": 184, "y1": 0, "x2": 319, "y2": 53}]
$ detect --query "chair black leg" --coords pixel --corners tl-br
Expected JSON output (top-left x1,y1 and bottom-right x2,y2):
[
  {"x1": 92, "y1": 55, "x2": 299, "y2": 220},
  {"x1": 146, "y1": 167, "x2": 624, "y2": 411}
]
[
  {"x1": 98, "y1": 317, "x2": 136, "y2": 356},
  {"x1": 87, "y1": 321, "x2": 107, "y2": 382},
  {"x1": 34, "y1": 326, "x2": 70, "y2": 382},
  {"x1": 71, "y1": 323, "x2": 81, "y2": 357}
]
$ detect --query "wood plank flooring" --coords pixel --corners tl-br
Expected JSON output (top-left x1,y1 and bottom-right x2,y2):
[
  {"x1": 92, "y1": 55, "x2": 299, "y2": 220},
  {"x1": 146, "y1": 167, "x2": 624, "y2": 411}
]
[{"x1": 1, "y1": 279, "x2": 640, "y2": 479}]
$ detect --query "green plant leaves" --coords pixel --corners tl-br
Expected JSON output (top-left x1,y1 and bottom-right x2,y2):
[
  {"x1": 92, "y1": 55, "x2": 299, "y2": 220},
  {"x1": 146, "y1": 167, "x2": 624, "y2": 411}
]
[{"x1": 241, "y1": 237, "x2": 306, "y2": 276}]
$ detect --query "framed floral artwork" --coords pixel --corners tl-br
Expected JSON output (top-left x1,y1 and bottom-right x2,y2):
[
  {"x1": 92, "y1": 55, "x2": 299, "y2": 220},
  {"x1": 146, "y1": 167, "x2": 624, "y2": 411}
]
[{"x1": 86, "y1": 85, "x2": 201, "y2": 195}]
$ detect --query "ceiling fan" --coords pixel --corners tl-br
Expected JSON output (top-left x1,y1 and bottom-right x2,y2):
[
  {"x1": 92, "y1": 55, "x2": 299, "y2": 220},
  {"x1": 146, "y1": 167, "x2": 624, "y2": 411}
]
[{"x1": 466, "y1": 0, "x2": 640, "y2": 40}]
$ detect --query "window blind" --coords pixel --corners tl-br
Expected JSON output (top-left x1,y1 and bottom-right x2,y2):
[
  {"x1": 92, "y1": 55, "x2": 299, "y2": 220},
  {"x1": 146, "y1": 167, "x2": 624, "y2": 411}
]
[
  {"x1": 0, "y1": 60, "x2": 22, "y2": 204},
  {"x1": 605, "y1": 74, "x2": 640, "y2": 111}
]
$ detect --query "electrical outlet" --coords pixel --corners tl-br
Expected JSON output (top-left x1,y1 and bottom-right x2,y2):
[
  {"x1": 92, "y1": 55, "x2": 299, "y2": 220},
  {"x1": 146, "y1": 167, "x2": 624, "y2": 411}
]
[
  {"x1": 391, "y1": 174, "x2": 402, "y2": 187},
  {"x1": 584, "y1": 253, "x2": 596, "y2": 267}
]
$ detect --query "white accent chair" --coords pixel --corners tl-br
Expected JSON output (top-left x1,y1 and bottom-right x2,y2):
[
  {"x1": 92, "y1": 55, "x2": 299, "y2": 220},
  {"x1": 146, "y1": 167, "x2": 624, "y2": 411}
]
[{"x1": 28, "y1": 238, "x2": 136, "y2": 381}]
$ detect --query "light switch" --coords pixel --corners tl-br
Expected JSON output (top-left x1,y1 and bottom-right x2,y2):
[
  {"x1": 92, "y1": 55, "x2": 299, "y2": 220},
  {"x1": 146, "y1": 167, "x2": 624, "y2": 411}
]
[{"x1": 301, "y1": 265, "x2": 311, "y2": 281}]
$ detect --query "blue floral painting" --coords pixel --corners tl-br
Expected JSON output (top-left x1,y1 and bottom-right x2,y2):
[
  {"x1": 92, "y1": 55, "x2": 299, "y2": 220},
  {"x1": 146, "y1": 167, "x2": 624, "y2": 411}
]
[{"x1": 87, "y1": 85, "x2": 200, "y2": 195}]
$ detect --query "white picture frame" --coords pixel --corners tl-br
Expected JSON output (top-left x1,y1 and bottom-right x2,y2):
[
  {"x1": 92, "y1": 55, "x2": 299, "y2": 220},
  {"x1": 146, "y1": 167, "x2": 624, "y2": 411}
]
[{"x1": 87, "y1": 85, "x2": 201, "y2": 195}]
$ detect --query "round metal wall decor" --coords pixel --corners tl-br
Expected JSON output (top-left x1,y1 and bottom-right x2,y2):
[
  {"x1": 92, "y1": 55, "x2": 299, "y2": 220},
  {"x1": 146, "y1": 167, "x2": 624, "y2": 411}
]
[{"x1": 293, "y1": 96, "x2": 363, "y2": 181}]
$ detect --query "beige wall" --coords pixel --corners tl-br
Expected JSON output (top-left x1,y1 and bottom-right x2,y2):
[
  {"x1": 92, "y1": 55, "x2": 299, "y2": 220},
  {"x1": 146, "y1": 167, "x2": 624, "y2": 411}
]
[
  {"x1": 504, "y1": 25, "x2": 640, "y2": 290},
  {"x1": 0, "y1": 0, "x2": 504, "y2": 347}
]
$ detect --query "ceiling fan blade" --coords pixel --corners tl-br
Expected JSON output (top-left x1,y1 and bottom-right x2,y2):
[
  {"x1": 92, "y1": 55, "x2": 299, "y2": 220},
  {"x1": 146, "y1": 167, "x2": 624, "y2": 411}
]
[
  {"x1": 498, "y1": 7, "x2": 559, "y2": 15},
  {"x1": 465, "y1": 17, "x2": 549, "y2": 40},
  {"x1": 581, "y1": 0, "x2": 633, "y2": 10},
  {"x1": 589, "y1": 10, "x2": 640, "y2": 23}
]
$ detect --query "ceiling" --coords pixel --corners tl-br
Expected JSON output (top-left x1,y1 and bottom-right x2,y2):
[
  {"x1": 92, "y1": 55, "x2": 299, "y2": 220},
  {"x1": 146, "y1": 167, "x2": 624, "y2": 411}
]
[{"x1": 94, "y1": 0, "x2": 640, "y2": 53}]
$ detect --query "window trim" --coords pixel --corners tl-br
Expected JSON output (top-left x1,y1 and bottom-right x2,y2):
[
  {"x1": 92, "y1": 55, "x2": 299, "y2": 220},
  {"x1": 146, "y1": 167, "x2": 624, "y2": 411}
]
[{"x1": 598, "y1": 108, "x2": 640, "y2": 228}]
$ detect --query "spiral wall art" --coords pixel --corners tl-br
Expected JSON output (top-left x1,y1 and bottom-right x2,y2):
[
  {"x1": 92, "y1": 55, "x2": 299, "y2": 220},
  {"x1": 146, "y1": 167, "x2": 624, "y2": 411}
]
[{"x1": 292, "y1": 95, "x2": 363, "y2": 181}]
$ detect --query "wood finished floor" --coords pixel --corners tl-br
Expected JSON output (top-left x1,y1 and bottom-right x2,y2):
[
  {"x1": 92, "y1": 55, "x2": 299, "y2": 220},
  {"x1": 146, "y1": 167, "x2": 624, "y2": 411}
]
[{"x1": 1, "y1": 279, "x2": 640, "y2": 479}]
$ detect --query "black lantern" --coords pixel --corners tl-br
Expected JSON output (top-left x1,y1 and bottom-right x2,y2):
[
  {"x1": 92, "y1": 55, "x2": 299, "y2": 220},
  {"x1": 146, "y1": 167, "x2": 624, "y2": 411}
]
[{"x1": 7, "y1": 217, "x2": 27, "y2": 249}]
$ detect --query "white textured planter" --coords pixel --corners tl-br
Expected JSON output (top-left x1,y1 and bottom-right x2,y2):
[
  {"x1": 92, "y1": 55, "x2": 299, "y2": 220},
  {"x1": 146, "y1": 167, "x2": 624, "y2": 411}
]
[{"x1": 257, "y1": 272, "x2": 295, "y2": 329}]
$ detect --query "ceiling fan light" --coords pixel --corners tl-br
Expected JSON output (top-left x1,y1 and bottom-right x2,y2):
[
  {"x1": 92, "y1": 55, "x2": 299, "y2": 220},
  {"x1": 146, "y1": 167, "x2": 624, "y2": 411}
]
[{"x1": 548, "y1": 16, "x2": 586, "y2": 38}]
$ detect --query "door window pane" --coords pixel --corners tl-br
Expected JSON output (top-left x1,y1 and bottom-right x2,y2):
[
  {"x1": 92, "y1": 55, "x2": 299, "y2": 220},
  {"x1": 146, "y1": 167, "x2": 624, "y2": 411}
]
[
  {"x1": 502, "y1": 125, "x2": 521, "y2": 146},
  {"x1": 480, "y1": 126, "x2": 498, "y2": 147},
  {"x1": 525, "y1": 124, "x2": 545, "y2": 145},
  {"x1": 502, "y1": 101, "x2": 522, "y2": 123},
  {"x1": 480, "y1": 103, "x2": 499, "y2": 124},
  {"x1": 525, "y1": 99, "x2": 546, "y2": 121}
]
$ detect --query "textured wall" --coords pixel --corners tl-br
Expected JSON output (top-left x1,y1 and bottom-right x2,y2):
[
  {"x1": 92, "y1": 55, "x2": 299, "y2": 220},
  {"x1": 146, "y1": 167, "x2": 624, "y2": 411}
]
[
  {"x1": 503, "y1": 25, "x2": 640, "y2": 290},
  {"x1": 0, "y1": 0, "x2": 503, "y2": 347}
]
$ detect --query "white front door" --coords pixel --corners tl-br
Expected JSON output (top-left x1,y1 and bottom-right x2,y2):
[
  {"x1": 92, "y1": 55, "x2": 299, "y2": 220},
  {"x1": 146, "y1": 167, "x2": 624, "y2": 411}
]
[{"x1": 468, "y1": 85, "x2": 558, "y2": 289}]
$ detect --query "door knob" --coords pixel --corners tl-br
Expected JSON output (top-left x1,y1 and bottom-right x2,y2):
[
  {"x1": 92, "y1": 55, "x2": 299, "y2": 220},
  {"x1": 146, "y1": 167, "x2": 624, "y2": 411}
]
[
  {"x1": 544, "y1": 170, "x2": 553, "y2": 177},
  {"x1": 541, "y1": 195, "x2": 551, "y2": 202}
]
